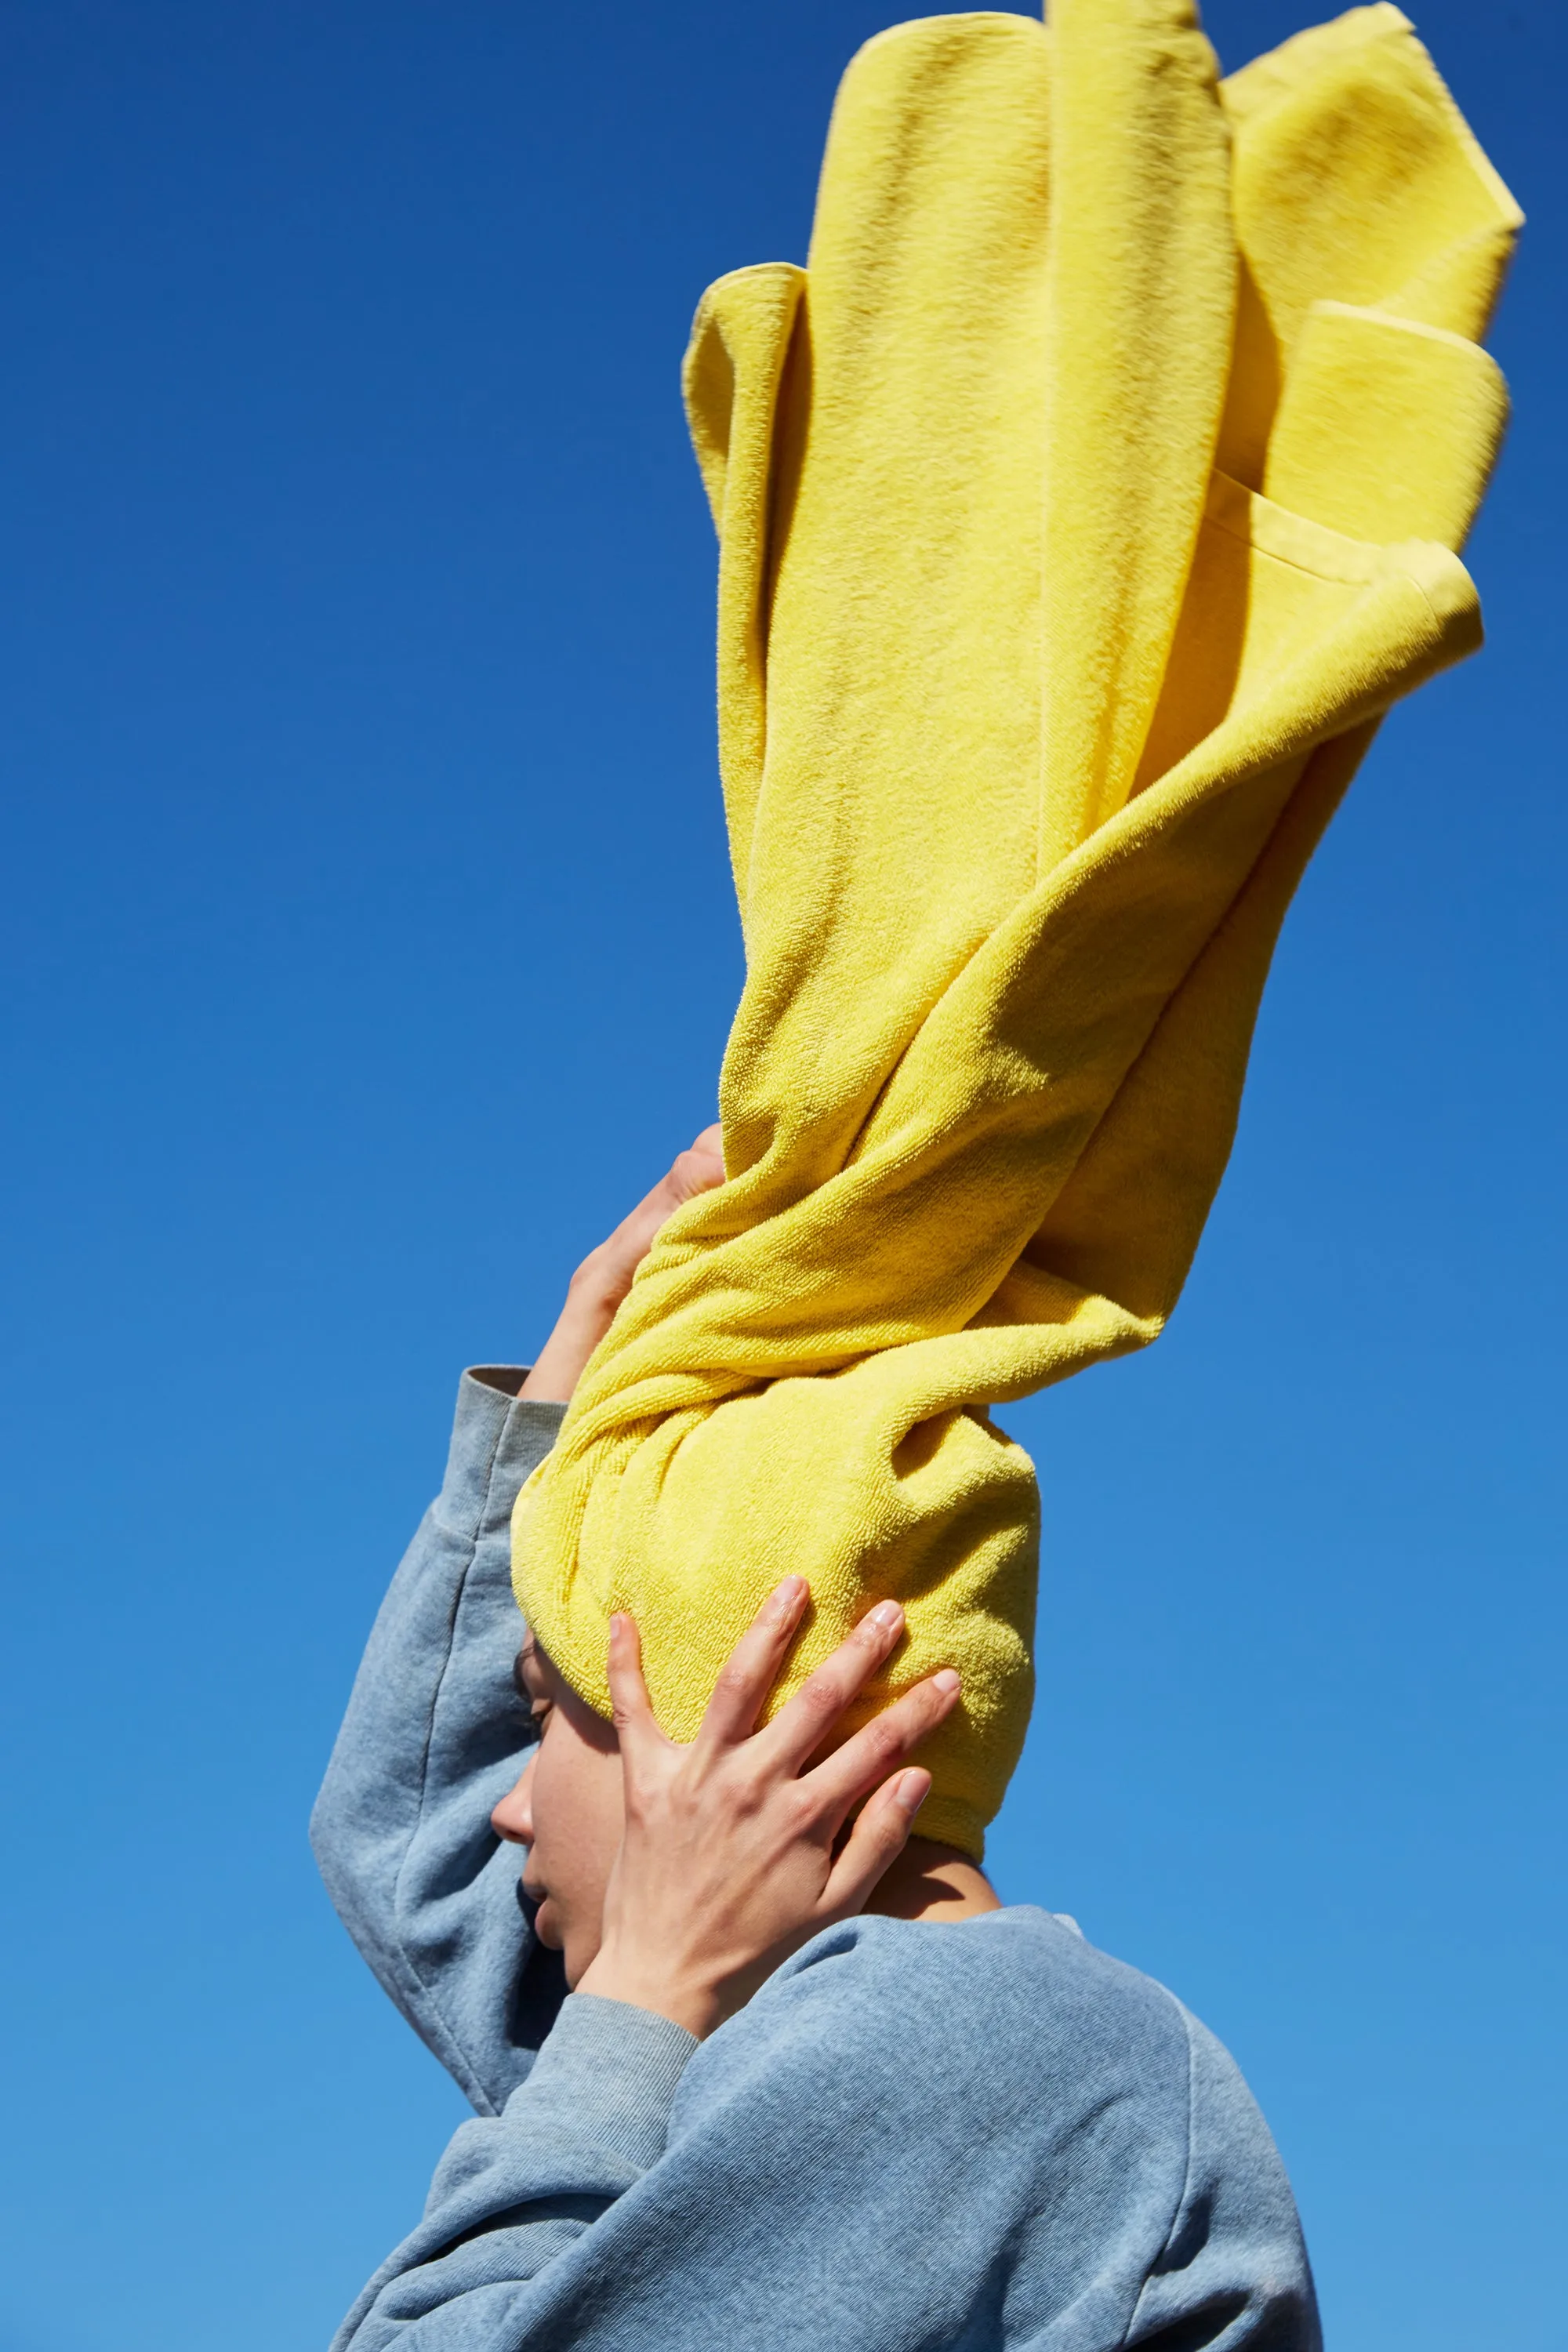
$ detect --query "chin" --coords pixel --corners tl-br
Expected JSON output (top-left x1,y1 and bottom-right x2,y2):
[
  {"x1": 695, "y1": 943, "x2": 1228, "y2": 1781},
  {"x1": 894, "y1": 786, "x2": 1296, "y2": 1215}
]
[
  {"x1": 532, "y1": 1896, "x2": 565, "y2": 1956},
  {"x1": 561, "y1": 1929, "x2": 603, "y2": 1991}
]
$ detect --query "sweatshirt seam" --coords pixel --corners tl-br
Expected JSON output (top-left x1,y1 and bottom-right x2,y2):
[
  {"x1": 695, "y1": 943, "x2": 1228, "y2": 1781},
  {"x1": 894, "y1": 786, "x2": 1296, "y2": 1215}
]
[
  {"x1": 390, "y1": 1388, "x2": 514, "y2": 2115},
  {"x1": 1116, "y1": 1989, "x2": 1199, "y2": 2350}
]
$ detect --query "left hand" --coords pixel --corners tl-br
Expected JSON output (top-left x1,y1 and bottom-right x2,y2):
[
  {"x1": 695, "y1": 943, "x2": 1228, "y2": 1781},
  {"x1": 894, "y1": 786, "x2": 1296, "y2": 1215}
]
[
  {"x1": 575, "y1": 1578, "x2": 961, "y2": 2038},
  {"x1": 519, "y1": 1123, "x2": 725, "y2": 1403}
]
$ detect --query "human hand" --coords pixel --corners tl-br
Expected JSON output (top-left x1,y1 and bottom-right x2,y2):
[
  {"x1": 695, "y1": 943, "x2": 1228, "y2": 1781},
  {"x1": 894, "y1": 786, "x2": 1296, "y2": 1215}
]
[
  {"x1": 518, "y1": 1123, "x2": 725, "y2": 1403},
  {"x1": 574, "y1": 1581, "x2": 961, "y2": 2038}
]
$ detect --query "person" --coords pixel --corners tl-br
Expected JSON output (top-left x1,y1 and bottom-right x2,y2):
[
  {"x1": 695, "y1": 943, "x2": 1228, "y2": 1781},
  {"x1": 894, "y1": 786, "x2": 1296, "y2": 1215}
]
[{"x1": 313, "y1": 1133, "x2": 1320, "y2": 2351}]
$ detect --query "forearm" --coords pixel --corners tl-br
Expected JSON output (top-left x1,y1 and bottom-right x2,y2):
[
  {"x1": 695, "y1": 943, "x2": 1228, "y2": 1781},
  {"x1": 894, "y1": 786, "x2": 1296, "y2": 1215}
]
[
  {"x1": 310, "y1": 1369, "x2": 567, "y2": 2113},
  {"x1": 331, "y1": 1994, "x2": 697, "y2": 2351},
  {"x1": 517, "y1": 1128, "x2": 726, "y2": 1405}
]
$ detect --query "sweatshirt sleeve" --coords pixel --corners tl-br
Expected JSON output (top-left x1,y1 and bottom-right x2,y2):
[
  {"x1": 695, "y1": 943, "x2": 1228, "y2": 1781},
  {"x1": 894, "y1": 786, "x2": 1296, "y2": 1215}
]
[
  {"x1": 1123, "y1": 2006, "x2": 1323, "y2": 2352},
  {"x1": 330, "y1": 1994, "x2": 699, "y2": 2352},
  {"x1": 310, "y1": 1370, "x2": 568, "y2": 2117}
]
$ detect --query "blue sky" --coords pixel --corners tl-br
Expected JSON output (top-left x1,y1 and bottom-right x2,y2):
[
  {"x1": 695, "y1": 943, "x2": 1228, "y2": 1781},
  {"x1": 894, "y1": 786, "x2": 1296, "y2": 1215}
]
[{"x1": 0, "y1": 3, "x2": 1560, "y2": 2347}]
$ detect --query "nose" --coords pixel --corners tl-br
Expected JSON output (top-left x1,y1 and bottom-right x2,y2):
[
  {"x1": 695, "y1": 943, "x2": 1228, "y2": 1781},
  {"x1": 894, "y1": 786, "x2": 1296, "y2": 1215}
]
[{"x1": 491, "y1": 1754, "x2": 535, "y2": 1846}]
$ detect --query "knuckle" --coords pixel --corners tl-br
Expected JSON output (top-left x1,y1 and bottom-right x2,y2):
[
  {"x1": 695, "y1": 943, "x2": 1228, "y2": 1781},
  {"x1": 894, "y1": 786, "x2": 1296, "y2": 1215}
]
[
  {"x1": 788, "y1": 1785, "x2": 829, "y2": 1835},
  {"x1": 862, "y1": 1719, "x2": 902, "y2": 1768}
]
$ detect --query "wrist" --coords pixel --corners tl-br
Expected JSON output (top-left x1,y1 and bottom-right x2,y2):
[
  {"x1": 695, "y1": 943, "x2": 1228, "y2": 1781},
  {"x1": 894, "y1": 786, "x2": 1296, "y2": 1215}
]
[
  {"x1": 575, "y1": 1949, "x2": 724, "y2": 2041},
  {"x1": 517, "y1": 1290, "x2": 618, "y2": 1404}
]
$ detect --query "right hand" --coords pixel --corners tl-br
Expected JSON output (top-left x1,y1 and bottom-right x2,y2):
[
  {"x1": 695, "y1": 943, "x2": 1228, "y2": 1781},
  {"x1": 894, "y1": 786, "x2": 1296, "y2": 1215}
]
[
  {"x1": 575, "y1": 1579, "x2": 962, "y2": 2038},
  {"x1": 519, "y1": 1123, "x2": 725, "y2": 1403}
]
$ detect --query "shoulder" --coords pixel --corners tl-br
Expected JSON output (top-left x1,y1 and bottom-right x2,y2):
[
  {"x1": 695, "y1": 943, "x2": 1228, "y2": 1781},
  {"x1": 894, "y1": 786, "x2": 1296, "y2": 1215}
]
[
  {"x1": 650, "y1": 1912, "x2": 1314, "y2": 2350},
  {"x1": 677, "y1": 1906, "x2": 1196, "y2": 2146},
  {"x1": 800, "y1": 1905, "x2": 1190, "y2": 2057}
]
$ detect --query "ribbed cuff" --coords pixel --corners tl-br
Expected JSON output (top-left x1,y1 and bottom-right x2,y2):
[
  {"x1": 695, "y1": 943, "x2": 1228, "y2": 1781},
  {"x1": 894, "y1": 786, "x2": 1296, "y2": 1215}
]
[
  {"x1": 513, "y1": 1994, "x2": 699, "y2": 2170},
  {"x1": 464, "y1": 1370, "x2": 567, "y2": 1547},
  {"x1": 437, "y1": 1370, "x2": 566, "y2": 1550}
]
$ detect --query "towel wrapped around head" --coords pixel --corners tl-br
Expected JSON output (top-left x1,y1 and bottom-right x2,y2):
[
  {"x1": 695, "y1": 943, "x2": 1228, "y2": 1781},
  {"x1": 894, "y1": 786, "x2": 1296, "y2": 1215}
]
[{"x1": 514, "y1": 2, "x2": 1520, "y2": 1859}]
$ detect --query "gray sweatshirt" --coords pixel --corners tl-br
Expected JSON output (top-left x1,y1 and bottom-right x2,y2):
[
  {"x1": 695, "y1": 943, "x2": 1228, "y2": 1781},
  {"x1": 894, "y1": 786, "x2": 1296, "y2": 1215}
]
[{"x1": 312, "y1": 1369, "x2": 1319, "y2": 2350}]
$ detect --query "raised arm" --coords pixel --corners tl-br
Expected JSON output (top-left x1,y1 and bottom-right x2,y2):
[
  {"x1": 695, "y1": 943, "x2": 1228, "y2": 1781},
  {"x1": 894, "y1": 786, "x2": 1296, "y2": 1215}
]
[
  {"x1": 310, "y1": 1370, "x2": 569, "y2": 2114},
  {"x1": 310, "y1": 1126, "x2": 728, "y2": 2115}
]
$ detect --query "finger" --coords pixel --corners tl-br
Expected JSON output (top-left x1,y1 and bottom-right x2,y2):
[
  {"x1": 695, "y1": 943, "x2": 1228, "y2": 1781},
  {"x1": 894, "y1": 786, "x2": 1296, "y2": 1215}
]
[
  {"x1": 821, "y1": 1769, "x2": 931, "y2": 1917},
  {"x1": 666, "y1": 1124, "x2": 727, "y2": 1206},
  {"x1": 697, "y1": 1575, "x2": 809, "y2": 1750},
  {"x1": 604, "y1": 1612, "x2": 669, "y2": 1765},
  {"x1": 800, "y1": 1668, "x2": 961, "y2": 1824},
  {"x1": 604, "y1": 1129, "x2": 728, "y2": 1282},
  {"x1": 756, "y1": 1599, "x2": 908, "y2": 1773}
]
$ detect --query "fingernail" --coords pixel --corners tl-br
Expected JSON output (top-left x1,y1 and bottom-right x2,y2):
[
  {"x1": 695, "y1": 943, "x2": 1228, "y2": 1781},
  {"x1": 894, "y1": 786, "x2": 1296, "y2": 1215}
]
[
  {"x1": 608, "y1": 1613, "x2": 627, "y2": 1636},
  {"x1": 776, "y1": 1576, "x2": 806, "y2": 1603},
  {"x1": 898, "y1": 1770, "x2": 929, "y2": 1815},
  {"x1": 870, "y1": 1600, "x2": 903, "y2": 1631},
  {"x1": 933, "y1": 1668, "x2": 960, "y2": 1693}
]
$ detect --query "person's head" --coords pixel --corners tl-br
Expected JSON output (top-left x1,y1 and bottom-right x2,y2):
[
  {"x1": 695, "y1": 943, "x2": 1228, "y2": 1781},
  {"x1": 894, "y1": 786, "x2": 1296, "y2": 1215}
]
[
  {"x1": 492, "y1": 1634, "x2": 622, "y2": 1983},
  {"x1": 492, "y1": 1615, "x2": 998, "y2": 1984}
]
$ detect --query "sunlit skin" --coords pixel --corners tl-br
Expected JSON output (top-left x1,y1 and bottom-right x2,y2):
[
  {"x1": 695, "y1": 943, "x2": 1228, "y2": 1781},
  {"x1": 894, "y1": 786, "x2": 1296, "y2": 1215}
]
[
  {"x1": 514, "y1": 1125, "x2": 728, "y2": 1412},
  {"x1": 492, "y1": 1617, "x2": 1000, "y2": 1993},
  {"x1": 493, "y1": 1125, "x2": 999, "y2": 2037},
  {"x1": 495, "y1": 1638, "x2": 624, "y2": 1979}
]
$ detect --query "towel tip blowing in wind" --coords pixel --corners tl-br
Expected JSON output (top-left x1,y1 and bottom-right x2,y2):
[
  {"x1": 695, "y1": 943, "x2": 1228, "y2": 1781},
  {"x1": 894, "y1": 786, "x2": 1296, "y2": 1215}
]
[{"x1": 314, "y1": 5, "x2": 1519, "y2": 2344}]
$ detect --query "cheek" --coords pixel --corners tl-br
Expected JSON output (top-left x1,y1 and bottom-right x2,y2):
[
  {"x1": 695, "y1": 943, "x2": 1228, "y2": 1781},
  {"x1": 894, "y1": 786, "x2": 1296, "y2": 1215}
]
[{"x1": 529, "y1": 1721, "x2": 624, "y2": 1904}]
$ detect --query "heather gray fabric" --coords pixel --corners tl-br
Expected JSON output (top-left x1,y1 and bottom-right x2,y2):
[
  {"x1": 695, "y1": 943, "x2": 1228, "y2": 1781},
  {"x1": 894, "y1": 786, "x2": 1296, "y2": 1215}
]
[
  {"x1": 315, "y1": 1372, "x2": 1319, "y2": 2350},
  {"x1": 311, "y1": 1370, "x2": 568, "y2": 2112}
]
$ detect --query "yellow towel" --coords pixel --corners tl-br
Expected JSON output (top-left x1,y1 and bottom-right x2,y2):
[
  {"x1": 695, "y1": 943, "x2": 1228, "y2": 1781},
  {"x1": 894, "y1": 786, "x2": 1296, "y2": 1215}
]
[{"x1": 514, "y1": 2, "x2": 1520, "y2": 1858}]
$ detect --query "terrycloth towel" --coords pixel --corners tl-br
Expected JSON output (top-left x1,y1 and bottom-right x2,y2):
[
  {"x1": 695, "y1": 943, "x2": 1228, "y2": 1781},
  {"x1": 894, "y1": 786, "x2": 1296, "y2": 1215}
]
[{"x1": 514, "y1": 2, "x2": 1520, "y2": 1857}]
